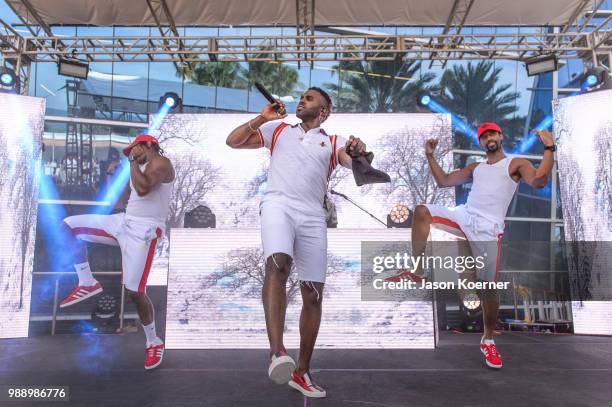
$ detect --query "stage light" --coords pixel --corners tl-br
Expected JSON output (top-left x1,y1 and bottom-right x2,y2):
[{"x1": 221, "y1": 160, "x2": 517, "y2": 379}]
[
  {"x1": 586, "y1": 74, "x2": 598, "y2": 87},
  {"x1": 159, "y1": 92, "x2": 182, "y2": 112},
  {"x1": 416, "y1": 92, "x2": 431, "y2": 107},
  {"x1": 387, "y1": 204, "x2": 412, "y2": 228},
  {"x1": 462, "y1": 292, "x2": 481, "y2": 311},
  {"x1": 524, "y1": 54, "x2": 558, "y2": 77},
  {"x1": 91, "y1": 294, "x2": 119, "y2": 334},
  {"x1": 580, "y1": 67, "x2": 611, "y2": 92},
  {"x1": 184, "y1": 205, "x2": 216, "y2": 228},
  {"x1": 0, "y1": 67, "x2": 19, "y2": 93},
  {"x1": 58, "y1": 58, "x2": 90, "y2": 80}
]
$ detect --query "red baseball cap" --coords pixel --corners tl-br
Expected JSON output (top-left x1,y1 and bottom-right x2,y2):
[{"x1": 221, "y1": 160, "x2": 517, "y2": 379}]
[
  {"x1": 123, "y1": 134, "x2": 159, "y2": 156},
  {"x1": 477, "y1": 122, "x2": 502, "y2": 139}
]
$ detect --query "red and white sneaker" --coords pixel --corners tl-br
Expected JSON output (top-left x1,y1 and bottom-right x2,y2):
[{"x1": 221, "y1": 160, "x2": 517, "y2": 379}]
[
  {"x1": 480, "y1": 338, "x2": 502, "y2": 369},
  {"x1": 384, "y1": 270, "x2": 427, "y2": 283},
  {"x1": 145, "y1": 342, "x2": 165, "y2": 370},
  {"x1": 288, "y1": 371, "x2": 326, "y2": 398},
  {"x1": 59, "y1": 282, "x2": 103, "y2": 308},
  {"x1": 268, "y1": 351, "x2": 296, "y2": 384}
]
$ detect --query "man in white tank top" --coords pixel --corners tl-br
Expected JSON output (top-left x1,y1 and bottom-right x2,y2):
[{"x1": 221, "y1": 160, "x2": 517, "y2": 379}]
[
  {"x1": 389, "y1": 122, "x2": 555, "y2": 369},
  {"x1": 60, "y1": 134, "x2": 175, "y2": 370},
  {"x1": 227, "y1": 88, "x2": 366, "y2": 398}
]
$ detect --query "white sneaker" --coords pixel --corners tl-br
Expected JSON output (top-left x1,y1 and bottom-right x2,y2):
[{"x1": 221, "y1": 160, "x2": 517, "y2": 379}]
[{"x1": 268, "y1": 351, "x2": 296, "y2": 384}]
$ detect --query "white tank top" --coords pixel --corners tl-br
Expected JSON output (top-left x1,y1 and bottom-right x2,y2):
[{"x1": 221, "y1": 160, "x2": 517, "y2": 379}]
[
  {"x1": 465, "y1": 157, "x2": 518, "y2": 225},
  {"x1": 126, "y1": 162, "x2": 174, "y2": 225}
]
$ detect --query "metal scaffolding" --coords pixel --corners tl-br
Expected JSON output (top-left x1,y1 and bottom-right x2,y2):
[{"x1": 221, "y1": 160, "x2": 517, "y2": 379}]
[{"x1": 0, "y1": 0, "x2": 611, "y2": 94}]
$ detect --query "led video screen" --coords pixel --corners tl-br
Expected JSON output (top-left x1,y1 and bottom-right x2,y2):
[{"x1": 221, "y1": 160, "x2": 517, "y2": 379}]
[
  {"x1": 554, "y1": 89, "x2": 612, "y2": 335},
  {"x1": 166, "y1": 229, "x2": 437, "y2": 349},
  {"x1": 0, "y1": 94, "x2": 45, "y2": 338},
  {"x1": 148, "y1": 113, "x2": 453, "y2": 285}
]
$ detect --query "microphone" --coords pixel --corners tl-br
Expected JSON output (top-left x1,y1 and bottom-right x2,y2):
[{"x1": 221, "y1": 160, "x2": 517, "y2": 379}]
[{"x1": 254, "y1": 82, "x2": 286, "y2": 115}]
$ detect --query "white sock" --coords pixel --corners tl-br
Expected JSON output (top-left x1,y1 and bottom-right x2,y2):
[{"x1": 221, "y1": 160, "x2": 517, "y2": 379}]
[
  {"x1": 482, "y1": 336, "x2": 494, "y2": 345},
  {"x1": 143, "y1": 321, "x2": 161, "y2": 346},
  {"x1": 75, "y1": 262, "x2": 96, "y2": 286}
]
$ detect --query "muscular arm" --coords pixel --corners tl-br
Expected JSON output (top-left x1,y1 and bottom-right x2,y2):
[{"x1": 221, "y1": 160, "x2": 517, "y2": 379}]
[
  {"x1": 226, "y1": 114, "x2": 267, "y2": 149},
  {"x1": 428, "y1": 155, "x2": 477, "y2": 187},
  {"x1": 130, "y1": 156, "x2": 173, "y2": 197},
  {"x1": 514, "y1": 150, "x2": 554, "y2": 188}
]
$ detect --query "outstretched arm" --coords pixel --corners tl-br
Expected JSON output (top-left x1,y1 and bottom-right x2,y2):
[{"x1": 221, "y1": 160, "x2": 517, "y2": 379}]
[{"x1": 226, "y1": 102, "x2": 287, "y2": 149}]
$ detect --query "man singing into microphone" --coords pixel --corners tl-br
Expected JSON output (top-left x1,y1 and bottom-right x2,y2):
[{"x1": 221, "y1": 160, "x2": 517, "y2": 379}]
[
  {"x1": 389, "y1": 123, "x2": 555, "y2": 369},
  {"x1": 226, "y1": 87, "x2": 365, "y2": 398}
]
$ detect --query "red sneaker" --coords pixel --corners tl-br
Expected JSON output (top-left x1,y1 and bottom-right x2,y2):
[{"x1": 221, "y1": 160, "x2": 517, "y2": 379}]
[
  {"x1": 59, "y1": 282, "x2": 103, "y2": 308},
  {"x1": 268, "y1": 351, "x2": 296, "y2": 384},
  {"x1": 384, "y1": 270, "x2": 426, "y2": 283},
  {"x1": 288, "y1": 371, "x2": 326, "y2": 398},
  {"x1": 480, "y1": 339, "x2": 503, "y2": 369},
  {"x1": 145, "y1": 343, "x2": 165, "y2": 370}
]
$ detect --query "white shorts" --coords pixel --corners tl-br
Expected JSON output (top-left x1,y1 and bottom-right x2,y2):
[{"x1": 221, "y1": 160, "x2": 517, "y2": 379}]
[
  {"x1": 424, "y1": 204, "x2": 504, "y2": 282},
  {"x1": 260, "y1": 202, "x2": 327, "y2": 283},
  {"x1": 64, "y1": 213, "x2": 163, "y2": 293}
]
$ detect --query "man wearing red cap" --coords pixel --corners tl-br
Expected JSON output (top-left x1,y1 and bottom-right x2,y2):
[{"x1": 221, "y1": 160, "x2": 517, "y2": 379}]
[
  {"x1": 59, "y1": 134, "x2": 174, "y2": 370},
  {"x1": 389, "y1": 122, "x2": 555, "y2": 369}
]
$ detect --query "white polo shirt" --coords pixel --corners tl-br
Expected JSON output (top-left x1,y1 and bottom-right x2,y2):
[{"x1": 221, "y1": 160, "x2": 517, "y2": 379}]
[{"x1": 257, "y1": 121, "x2": 346, "y2": 216}]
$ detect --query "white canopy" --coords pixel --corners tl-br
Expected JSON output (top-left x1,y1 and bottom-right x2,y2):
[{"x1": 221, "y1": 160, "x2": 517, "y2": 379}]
[{"x1": 7, "y1": 0, "x2": 591, "y2": 27}]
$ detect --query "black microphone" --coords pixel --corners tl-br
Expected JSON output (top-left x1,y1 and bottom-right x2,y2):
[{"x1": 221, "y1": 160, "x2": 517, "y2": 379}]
[{"x1": 254, "y1": 82, "x2": 286, "y2": 115}]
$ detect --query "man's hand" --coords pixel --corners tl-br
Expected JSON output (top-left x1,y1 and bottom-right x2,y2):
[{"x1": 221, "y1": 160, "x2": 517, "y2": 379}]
[
  {"x1": 130, "y1": 144, "x2": 145, "y2": 162},
  {"x1": 533, "y1": 129, "x2": 554, "y2": 147},
  {"x1": 345, "y1": 135, "x2": 366, "y2": 155},
  {"x1": 425, "y1": 138, "x2": 439, "y2": 156},
  {"x1": 261, "y1": 102, "x2": 288, "y2": 122}
]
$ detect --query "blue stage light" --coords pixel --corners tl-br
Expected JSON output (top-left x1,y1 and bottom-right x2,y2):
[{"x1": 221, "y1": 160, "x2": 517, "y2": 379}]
[
  {"x1": 0, "y1": 72, "x2": 14, "y2": 86},
  {"x1": 585, "y1": 74, "x2": 599, "y2": 87},
  {"x1": 164, "y1": 95, "x2": 176, "y2": 107},
  {"x1": 420, "y1": 95, "x2": 431, "y2": 106}
]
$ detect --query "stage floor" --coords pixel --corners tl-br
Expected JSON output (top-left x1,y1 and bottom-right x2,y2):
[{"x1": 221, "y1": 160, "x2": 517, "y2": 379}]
[{"x1": 1, "y1": 331, "x2": 610, "y2": 406}]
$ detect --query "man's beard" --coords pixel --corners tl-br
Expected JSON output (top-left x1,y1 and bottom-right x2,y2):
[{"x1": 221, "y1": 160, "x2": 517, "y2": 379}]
[
  {"x1": 485, "y1": 141, "x2": 500, "y2": 153},
  {"x1": 297, "y1": 107, "x2": 318, "y2": 121}
]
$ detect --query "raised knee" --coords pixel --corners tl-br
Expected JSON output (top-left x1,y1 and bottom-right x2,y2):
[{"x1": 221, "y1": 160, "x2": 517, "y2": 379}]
[{"x1": 414, "y1": 205, "x2": 432, "y2": 222}]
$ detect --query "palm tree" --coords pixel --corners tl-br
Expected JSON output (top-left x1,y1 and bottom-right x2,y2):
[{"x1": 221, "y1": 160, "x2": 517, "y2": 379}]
[
  {"x1": 177, "y1": 61, "x2": 248, "y2": 89},
  {"x1": 325, "y1": 58, "x2": 436, "y2": 113},
  {"x1": 436, "y1": 61, "x2": 525, "y2": 149},
  {"x1": 245, "y1": 60, "x2": 301, "y2": 96}
]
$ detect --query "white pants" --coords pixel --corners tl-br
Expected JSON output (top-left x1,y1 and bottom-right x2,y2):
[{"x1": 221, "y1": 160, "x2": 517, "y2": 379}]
[
  {"x1": 64, "y1": 213, "x2": 163, "y2": 292},
  {"x1": 260, "y1": 202, "x2": 327, "y2": 283},
  {"x1": 425, "y1": 204, "x2": 504, "y2": 282}
]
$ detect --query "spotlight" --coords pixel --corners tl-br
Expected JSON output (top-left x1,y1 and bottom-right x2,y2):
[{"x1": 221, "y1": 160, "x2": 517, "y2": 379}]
[
  {"x1": 416, "y1": 92, "x2": 432, "y2": 107},
  {"x1": 0, "y1": 67, "x2": 19, "y2": 93},
  {"x1": 580, "y1": 66, "x2": 611, "y2": 92},
  {"x1": 184, "y1": 205, "x2": 216, "y2": 228},
  {"x1": 57, "y1": 58, "x2": 89, "y2": 80},
  {"x1": 387, "y1": 204, "x2": 412, "y2": 228},
  {"x1": 91, "y1": 293, "x2": 119, "y2": 334},
  {"x1": 462, "y1": 292, "x2": 481, "y2": 311},
  {"x1": 460, "y1": 292, "x2": 483, "y2": 332},
  {"x1": 524, "y1": 54, "x2": 559, "y2": 77},
  {"x1": 159, "y1": 92, "x2": 183, "y2": 112}
]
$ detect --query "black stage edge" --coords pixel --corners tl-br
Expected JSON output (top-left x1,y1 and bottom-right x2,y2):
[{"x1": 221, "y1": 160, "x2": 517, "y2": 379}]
[{"x1": 1, "y1": 331, "x2": 611, "y2": 407}]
